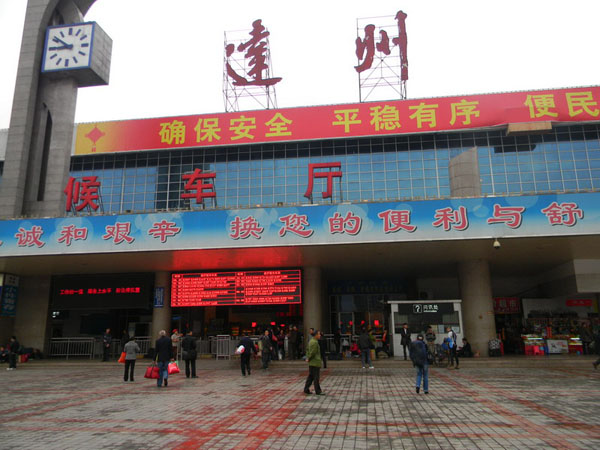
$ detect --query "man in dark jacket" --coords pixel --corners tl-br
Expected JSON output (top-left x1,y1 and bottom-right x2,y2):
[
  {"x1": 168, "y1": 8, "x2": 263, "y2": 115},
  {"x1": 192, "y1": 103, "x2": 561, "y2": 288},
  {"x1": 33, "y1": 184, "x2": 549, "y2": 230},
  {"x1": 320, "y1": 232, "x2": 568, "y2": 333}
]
[
  {"x1": 259, "y1": 330, "x2": 273, "y2": 370},
  {"x1": 399, "y1": 323, "x2": 411, "y2": 360},
  {"x1": 238, "y1": 333, "x2": 256, "y2": 376},
  {"x1": 333, "y1": 329, "x2": 342, "y2": 355},
  {"x1": 409, "y1": 334, "x2": 429, "y2": 394},
  {"x1": 155, "y1": 330, "x2": 173, "y2": 387},
  {"x1": 181, "y1": 330, "x2": 197, "y2": 379},
  {"x1": 102, "y1": 328, "x2": 112, "y2": 362},
  {"x1": 318, "y1": 332, "x2": 328, "y2": 369},
  {"x1": 358, "y1": 328, "x2": 374, "y2": 369},
  {"x1": 7, "y1": 336, "x2": 19, "y2": 370}
]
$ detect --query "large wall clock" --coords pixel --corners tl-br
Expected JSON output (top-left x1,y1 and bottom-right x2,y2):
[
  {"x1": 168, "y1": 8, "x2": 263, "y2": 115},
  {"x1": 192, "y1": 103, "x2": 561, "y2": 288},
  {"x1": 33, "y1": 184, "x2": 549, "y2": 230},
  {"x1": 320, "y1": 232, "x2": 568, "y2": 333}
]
[{"x1": 42, "y1": 22, "x2": 95, "y2": 72}]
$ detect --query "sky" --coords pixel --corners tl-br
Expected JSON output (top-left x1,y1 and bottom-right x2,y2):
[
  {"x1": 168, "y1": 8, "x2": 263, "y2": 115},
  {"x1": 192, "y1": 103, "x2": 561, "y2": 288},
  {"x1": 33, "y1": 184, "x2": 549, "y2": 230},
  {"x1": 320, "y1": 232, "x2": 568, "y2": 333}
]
[{"x1": 1, "y1": 0, "x2": 600, "y2": 129}]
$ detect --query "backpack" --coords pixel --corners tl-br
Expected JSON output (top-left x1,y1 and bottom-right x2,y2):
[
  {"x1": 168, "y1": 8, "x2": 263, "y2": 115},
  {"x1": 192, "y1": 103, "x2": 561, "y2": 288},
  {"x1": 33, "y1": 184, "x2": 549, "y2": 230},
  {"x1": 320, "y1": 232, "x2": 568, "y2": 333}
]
[
  {"x1": 411, "y1": 340, "x2": 428, "y2": 367},
  {"x1": 448, "y1": 331, "x2": 457, "y2": 348}
]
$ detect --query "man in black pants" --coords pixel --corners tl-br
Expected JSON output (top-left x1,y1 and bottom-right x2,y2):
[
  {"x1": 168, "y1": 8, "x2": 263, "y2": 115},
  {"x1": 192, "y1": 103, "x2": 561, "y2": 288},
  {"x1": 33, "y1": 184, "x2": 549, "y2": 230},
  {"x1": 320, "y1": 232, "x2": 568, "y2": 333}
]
[
  {"x1": 259, "y1": 330, "x2": 273, "y2": 370},
  {"x1": 238, "y1": 333, "x2": 256, "y2": 376},
  {"x1": 399, "y1": 323, "x2": 411, "y2": 360},
  {"x1": 181, "y1": 330, "x2": 197, "y2": 379},
  {"x1": 318, "y1": 332, "x2": 327, "y2": 369},
  {"x1": 7, "y1": 336, "x2": 19, "y2": 370},
  {"x1": 155, "y1": 330, "x2": 173, "y2": 387}
]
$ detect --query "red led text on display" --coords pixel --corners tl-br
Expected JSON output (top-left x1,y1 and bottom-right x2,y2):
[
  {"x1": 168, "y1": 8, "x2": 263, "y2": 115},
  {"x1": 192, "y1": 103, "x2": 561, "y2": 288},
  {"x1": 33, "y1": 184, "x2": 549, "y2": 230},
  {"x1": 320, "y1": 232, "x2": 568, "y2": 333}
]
[{"x1": 171, "y1": 269, "x2": 302, "y2": 307}]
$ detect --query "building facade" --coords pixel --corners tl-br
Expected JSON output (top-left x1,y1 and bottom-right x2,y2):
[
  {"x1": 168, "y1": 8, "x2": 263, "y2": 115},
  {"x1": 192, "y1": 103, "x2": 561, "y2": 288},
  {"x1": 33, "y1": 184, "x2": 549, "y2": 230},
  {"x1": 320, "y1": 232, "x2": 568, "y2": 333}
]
[{"x1": 1, "y1": 1, "x2": 599, "y2": 356}]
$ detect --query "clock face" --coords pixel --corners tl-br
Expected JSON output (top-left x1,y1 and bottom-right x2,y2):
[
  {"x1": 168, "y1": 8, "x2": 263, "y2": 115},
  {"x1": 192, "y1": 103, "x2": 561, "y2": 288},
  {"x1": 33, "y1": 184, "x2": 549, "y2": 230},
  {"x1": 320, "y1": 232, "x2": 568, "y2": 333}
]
[{"x1": 42, "y1": 23, "x2": 94, "y2": 72}]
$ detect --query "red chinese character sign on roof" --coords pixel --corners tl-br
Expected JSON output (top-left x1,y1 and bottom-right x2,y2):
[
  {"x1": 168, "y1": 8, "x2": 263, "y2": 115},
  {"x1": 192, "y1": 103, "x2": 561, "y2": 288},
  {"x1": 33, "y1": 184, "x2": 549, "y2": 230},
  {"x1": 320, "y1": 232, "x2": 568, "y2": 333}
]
[
  {"x1": 64, "y1": 176, "x2": 102, "y2": 213},
  {"x1": 224, "y1": 19, "x2": 282, "y2": 112},
  {"x1": 355, "y1": 10, "x2": 408, "y2": 102}
]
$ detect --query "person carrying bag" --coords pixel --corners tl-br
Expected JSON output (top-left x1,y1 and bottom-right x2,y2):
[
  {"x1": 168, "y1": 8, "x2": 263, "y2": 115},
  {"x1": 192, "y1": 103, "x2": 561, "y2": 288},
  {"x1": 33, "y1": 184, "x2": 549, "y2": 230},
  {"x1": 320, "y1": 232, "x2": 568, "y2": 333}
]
[{"x1": 123, "y1": 336, "x2": 140, "y2": 382}]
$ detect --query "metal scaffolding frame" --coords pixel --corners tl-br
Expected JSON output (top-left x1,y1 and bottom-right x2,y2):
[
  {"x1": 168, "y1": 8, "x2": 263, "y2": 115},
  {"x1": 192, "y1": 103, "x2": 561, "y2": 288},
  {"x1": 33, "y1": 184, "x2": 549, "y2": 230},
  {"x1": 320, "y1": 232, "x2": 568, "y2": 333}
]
[
  {"x1": 223, "y1": 25, "x2": 280, "y2": 112},
  {"x1": 356, "y1": 12, "x2": 408, "y2": 103}
]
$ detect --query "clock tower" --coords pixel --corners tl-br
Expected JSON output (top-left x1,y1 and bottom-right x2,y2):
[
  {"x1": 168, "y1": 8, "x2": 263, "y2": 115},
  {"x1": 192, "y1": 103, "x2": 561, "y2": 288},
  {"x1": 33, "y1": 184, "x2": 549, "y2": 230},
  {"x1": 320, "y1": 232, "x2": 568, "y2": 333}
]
[
  {"x1": 0, "y1": 0, "x2": 111, "y2": 218},
  {"x1": 0, "y1": 0, "x2": 111, "y2": 350}
]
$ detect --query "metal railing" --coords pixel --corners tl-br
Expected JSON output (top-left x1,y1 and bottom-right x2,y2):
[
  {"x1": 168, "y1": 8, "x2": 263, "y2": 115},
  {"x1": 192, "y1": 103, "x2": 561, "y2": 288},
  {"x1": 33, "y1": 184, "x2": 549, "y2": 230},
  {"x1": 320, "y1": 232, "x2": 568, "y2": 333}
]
[
  {"x1": 49, "y1": 336, "x2": 153, "y2": 359},
  {"x1": 48, "y1": 334, "x2": 370, "y2": 360},
  {"x1": 135, "y1": 337, "x2": 151, "y2": 355},
  {"x1": 49, "y1": 337, "x2": 96, "y2": 359},
  {"x1": 215, "y1": 335, "x2": 231, "y2": 360}
]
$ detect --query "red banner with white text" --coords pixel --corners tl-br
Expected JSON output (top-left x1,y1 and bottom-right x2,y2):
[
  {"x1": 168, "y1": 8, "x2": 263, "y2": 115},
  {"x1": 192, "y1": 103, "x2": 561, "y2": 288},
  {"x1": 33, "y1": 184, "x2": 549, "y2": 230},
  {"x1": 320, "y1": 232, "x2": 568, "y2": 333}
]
[{"x1": 75, "y1": 86, "x2": 600, "y2": 155}]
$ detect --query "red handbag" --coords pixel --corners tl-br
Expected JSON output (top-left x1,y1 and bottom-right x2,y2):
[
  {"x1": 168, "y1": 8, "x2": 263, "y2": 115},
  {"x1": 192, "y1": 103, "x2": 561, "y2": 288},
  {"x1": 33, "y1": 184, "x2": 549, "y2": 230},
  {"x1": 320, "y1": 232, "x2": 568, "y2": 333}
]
[
  {"x1": 118, "y1": 352, "x2": 126, "y2": 364},
  {"x1": 167, "y1": 361, "x2": 180, "y2": 375},
  {"x1": 144, "y1": 363, "x2": 159, "y2": 379}
]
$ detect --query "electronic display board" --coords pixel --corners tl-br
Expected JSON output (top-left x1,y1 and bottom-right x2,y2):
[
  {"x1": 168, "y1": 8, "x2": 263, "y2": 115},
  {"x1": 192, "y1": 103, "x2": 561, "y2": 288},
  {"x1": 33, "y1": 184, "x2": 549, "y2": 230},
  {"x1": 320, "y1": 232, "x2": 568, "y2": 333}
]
[
  {"x1": 171, "y1": 270, "x2": 302, "y2": 307},
  {"x1": 51, "y1": 273, "x2": 154, "y2": 310}
]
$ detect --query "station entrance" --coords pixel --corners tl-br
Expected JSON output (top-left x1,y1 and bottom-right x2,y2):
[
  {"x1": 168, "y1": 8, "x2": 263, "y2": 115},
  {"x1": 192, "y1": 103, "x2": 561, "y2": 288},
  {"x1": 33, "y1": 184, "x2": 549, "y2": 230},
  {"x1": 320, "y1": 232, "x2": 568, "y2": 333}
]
[{"x1": 171, "y1": 303, "x2": 303, "y2": 337}]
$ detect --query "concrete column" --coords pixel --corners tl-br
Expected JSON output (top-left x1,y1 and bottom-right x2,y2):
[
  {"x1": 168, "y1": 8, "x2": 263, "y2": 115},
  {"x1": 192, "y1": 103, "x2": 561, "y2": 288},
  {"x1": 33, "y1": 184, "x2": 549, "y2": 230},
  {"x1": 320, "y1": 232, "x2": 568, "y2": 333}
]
[
  {"x1": 13, "y1": 275, "x2": 51, "y2": 352},
  {"x1": 303, "y1": 266, "x2": 325, "y2": 343},
  {"x1": 151, "y1": 272, "x2": 171, "y2": 343},
  {"x1": 458, "y1": 260, "x2": 496, "y2": 355},
  {"x1": 448, "y1": 147, "x2": 482, "y2": 197},
  {"x1": 450, "y1": 147, "x2": 495, "y2": 354}
]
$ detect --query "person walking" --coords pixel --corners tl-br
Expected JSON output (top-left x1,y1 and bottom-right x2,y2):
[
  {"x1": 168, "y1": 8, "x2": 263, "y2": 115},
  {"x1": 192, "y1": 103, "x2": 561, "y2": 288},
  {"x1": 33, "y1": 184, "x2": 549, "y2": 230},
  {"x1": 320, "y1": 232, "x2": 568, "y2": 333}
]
[
  {"x1": 358, "y1": 327, "x2": 374, "y2": 369},
  {"x1": 409, "y1": 334, "x2": 429, "y2": 394},
  {"x1": 102, "y1": 328, "x2": 112, "y2": 362},
  {"x1": 238, "y1": 333, "x2": 256, "y2": 376},
  {"x1": 259, "y1": 329, "x2": 273, "y2": 370},
  {"x1": 123, "y1": 336, "x2": 140, "y2": 382},
  {"x1": 181, "y1": 330, "x2": 197, "y2": 379},
  {"x1": 155, "y1": 330, "x2": 173, "y2": 387},
  {"x1": 303, "y1": 330, "x2": 324, "y2": 395},
  {"x1": 399, "y1": 323, "x2": 411, "y2": 360},
  {"x1": 6, "y1": 336, "x2": 19, "y2": 371}
]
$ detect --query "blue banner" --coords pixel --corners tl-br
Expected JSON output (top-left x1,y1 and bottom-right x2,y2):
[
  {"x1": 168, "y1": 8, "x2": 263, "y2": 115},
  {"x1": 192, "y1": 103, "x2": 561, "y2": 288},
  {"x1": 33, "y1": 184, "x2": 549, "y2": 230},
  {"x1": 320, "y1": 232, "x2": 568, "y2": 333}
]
[
  {"x1": 0, "y1": 192, "x2": 596, "y2": 257},
  {"x1": 0, "y1": 274, "x2": 19, "y2": 317},
  {"x1": 154, "y1": 287, "x2": 164, "y2": 308}
]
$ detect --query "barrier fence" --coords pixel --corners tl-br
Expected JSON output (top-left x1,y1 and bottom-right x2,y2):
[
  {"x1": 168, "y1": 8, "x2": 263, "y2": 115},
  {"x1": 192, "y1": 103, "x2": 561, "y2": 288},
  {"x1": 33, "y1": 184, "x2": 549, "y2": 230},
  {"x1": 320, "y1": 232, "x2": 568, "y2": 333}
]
[{"x1": 48, "y1": 334, "x2": 373, "y2": 360}]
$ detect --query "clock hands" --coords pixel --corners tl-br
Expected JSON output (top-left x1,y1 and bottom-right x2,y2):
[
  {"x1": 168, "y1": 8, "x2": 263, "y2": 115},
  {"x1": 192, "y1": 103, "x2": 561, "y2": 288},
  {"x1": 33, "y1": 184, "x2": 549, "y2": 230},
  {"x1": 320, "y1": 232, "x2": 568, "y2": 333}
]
[{"x1": 51, "y1": 36, "x2": 73, "y2": 49}]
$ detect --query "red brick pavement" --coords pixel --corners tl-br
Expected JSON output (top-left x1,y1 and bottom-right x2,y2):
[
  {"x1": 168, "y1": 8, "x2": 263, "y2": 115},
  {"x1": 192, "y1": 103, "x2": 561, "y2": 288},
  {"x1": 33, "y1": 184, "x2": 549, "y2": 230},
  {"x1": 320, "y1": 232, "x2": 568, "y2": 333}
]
[{"x1": 0, "y1": 358, "x2": 598, "y2": 449}]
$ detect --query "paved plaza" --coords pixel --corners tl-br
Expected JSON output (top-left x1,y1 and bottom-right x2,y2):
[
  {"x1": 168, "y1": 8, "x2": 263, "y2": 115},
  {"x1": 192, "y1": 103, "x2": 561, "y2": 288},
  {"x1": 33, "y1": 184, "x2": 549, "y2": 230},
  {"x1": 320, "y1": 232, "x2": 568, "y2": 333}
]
[{"x1": 0, "y1": 356, "x2": 599, "y2": 450}]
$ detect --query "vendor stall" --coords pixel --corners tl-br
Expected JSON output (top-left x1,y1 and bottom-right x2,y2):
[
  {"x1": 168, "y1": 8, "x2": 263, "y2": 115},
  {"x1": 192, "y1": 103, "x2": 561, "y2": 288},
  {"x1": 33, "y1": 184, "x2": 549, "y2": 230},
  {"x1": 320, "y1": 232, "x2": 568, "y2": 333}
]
[{"x1": 521, "y1": 334, "x2": 546, "y2": 355}]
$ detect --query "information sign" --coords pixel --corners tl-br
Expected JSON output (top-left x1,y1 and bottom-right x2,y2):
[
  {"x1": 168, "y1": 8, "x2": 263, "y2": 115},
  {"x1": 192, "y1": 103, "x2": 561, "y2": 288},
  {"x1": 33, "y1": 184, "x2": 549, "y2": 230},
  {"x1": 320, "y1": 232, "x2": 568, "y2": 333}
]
[{"x1": 171, "y1": 269, "x2": 301, "y2": 307}]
